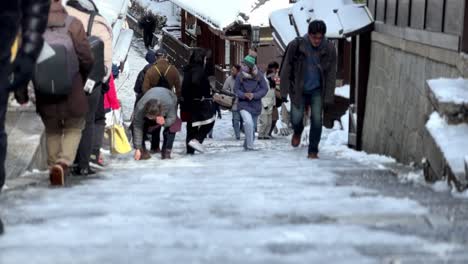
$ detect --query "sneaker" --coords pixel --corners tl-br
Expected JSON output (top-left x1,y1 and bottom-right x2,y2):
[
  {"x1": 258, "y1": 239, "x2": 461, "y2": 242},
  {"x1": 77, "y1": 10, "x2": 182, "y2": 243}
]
[
  {"x1": 73, "y1": 167, "x2": 96, "y2": 176},
  {"x1": 89, "y1": 155, "x2": 105, "y2": 170},
  {"x1": 291, "y1": 133, "x2": 301, "y2": 147},
  {"x1": 188, "y1": 139, "x2": 205, "y2": 153},
  {"x1": 307, "y1": 153, "x2": 319, "y2": 159},
  {"x1": 49, "y1": 164, "x2": 65, "y2": 186}
]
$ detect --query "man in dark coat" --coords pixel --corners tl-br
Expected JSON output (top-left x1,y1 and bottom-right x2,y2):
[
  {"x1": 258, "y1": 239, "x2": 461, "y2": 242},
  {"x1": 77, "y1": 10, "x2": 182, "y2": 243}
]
[
  {"x1": 280, "y1": 20, "x2": 337, "y2": 159},
  {"x1": 0, "y1": 0, "x2": 51, "y2": 235},
  {"x1": 139, "y1": 13, "x2": 157, "y2": 48}
]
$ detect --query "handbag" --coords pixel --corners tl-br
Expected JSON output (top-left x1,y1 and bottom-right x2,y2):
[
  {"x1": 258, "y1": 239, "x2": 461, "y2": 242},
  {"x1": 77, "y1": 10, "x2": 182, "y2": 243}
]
[
  {"x1": 212, "y1": 86, "x2": 236, "y2": 110},
  {"x1": 108, "y1": 111, "x2": 132, "y2": 154},
  {"x1": 169, "y1": 117, "x2": 182, "y2": 133}
]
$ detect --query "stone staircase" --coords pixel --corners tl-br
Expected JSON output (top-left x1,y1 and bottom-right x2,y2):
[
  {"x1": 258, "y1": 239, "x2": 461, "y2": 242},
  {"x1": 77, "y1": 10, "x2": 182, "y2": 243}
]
[{"x1": 423, "y1": 78, "x2": 468, "y2": 191}]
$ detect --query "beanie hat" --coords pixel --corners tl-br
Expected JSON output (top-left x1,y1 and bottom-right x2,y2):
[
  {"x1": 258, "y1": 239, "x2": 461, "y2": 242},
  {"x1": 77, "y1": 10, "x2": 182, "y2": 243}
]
[{"x1": 243, "y1": 55, "x2": 256, "y2": 69}]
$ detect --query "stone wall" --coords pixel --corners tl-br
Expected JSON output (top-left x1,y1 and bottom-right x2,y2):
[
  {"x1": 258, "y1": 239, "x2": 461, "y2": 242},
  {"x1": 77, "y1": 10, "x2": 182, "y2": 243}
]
[{"x1": 362, "y1": 32, "x2": 461, "y2": 166}]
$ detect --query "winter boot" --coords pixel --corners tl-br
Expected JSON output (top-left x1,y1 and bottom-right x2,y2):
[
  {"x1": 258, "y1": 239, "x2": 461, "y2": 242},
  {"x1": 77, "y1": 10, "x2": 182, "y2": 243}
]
[
  {"x1": 307, "y1": 153, "x2": 319, "y2": 159},
  {"x1": 50, "y1": 164, "x2": 65, "y2": 186},
  {"x1": 140, "y1": 149, "x2": 152, "y2": 160},
  {"x1": 73, "y1": 166, "x2": 96, "y2": 176},
  {"x1": 291, "y1": 133, "x2": 301, "y2": 147},
  {"x1": 150, "y1": 146, "x2": 161, "y2": 154},
  {"x1": 161, "y1": 149, "x2": 172, "y2": 160},
  {"x1": 188, "y1": 139, "x2": 205, "y2": 153}
]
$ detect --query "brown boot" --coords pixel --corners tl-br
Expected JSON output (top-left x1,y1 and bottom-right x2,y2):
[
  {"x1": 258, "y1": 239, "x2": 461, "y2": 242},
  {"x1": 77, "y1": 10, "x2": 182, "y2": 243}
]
[
  {"x1": 161, "y1": 149, "x2": 172, "y2": 160},
  {"x1": 291, "y1": 133, "x2": 301, "y2": 147},
  {"x1": 307, "y1": 153, "x2": 319, "y2": 159},
  {"x1": 141, "y1": 149, "x2": 152, "y2": 160},
  {"x1": 49, "y1": 164, "x2": 65, "y2": 186}
]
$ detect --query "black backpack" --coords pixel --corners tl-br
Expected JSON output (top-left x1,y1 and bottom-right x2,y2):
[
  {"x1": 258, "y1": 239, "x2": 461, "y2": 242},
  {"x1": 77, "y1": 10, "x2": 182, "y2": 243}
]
[
  {"x1": 86, "y1": 12, "x2": 106, "y2": 83},
  {"x1": 154, "y1": 65, "x2": 172, "y2": 89},
  {"x1": 33, "y1": 16, "x2": 79, "y2": 96}
]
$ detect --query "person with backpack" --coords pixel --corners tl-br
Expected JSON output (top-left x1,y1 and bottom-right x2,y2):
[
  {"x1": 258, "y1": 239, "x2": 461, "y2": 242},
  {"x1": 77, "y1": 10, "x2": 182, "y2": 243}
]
[
  {"x1": 142, "y1": 48, "x2": 181, "y2": 97},
  {"x1": 234, "y1": 55, "x2": 268, "y2": 151},
  {"x1": 65, "y1": 0, "x2": 113, "y2": 175},
  {"x1": 141, "y1": 48, "x2": 181, "y2": 153},
  {"x1": 34, "y1": 0, "x2": 94, "y2": 185},
  {"x1": 280, "y1": 20, "x2": 337, "y2": 159},
  {"x1": 138, "y1": 12, "x2": 157, "y2": 49},
  {"x1": 222, "y1": 64, "x2": 243, "y2": 140},
  {"x1": 0, "y1": 0, "x2": 51, "y2": 235},
  {"x1": 180, "y1": 48, "x2": 216, "y2": 154},
  {"x1": 133, "y1": 88, "x2": 178, "y2": 160},
  {"x1": 134, "y1": 49, "x2": 157, "y2": 105}
]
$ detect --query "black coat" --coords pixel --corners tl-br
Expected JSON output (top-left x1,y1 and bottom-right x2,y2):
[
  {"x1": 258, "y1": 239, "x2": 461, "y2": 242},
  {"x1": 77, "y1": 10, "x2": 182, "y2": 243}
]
[
  {"x1": 280, "y1": 36, "x2": 337, "y2": 107},
  {"x1": 139, "y1": 15, "x2": 156, "y2": 34},
  {"x1": 181, "y1": 64, "x2": 215, "y2": 126},
  {"x1": 0, "y1": 0, "x2": 50, "y2": 88}
]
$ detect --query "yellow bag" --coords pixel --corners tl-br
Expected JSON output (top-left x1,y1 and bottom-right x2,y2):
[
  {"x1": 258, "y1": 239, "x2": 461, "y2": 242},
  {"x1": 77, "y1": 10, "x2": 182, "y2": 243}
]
[{"x1": 108, "y1": 112, "x2": 132, "y2": 154}]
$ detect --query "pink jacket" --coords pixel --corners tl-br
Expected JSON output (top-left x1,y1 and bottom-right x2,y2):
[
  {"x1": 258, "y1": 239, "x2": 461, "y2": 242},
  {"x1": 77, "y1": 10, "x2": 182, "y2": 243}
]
[{"x1": 104, "y1": 75, "x2": 120, "y2": 110}]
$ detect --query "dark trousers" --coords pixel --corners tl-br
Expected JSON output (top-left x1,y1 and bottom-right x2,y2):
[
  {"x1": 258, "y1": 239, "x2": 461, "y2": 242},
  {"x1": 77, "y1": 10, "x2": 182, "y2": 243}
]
[
  {"x1": 0, "y1": 88, "x2": 8, "y2": 190},
  {"x1": 143, "y1": 31, "x2": 153, "y2": 48},
  {"x1": 92, "y1": 92, "x2": 106, "y2": 158},
  {"x1": 290, "y1": 89, "x2": 323, "y2": 154},
  {"x1": 186, "y1": 121, "x2": 215, "y2": 154},
  {"x1": 75, "y1": 85, "x2": 102, "y2": 169},
  {"x1": 143, "y1": 119, "x2": 175, "y2": 151}
]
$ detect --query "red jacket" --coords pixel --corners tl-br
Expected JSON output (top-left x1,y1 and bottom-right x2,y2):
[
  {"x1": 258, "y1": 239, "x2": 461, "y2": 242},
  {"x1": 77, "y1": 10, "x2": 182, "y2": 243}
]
[{"x1": 104, "y1": 75, "x2": 120, "y2": 110}]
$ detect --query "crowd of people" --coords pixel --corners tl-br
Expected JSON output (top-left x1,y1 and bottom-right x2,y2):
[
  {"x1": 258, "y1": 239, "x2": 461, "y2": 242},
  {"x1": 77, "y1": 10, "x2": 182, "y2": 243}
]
[
  {"x1": 0, "y1": 0, "x2": 337, "y2": 234},
  {"x1": 132, "y1": 20, "x2": 337, "y2": 160}
]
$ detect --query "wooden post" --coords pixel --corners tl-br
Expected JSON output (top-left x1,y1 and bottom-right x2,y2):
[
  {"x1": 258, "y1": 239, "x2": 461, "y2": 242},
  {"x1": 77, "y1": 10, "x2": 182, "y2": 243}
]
[
  {"x1": 461, "y1": 0, "x2": 468, "y2": 52},
  {"x1": 356, "y1": 31, "x2": 372, "y2": 150}
]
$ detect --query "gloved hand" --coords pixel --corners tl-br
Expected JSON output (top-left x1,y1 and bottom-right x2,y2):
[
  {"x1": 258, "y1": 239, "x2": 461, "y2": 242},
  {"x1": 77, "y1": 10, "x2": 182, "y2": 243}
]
[
  {"x1": 8, "y1": 55, "x2": 35, "y2": 91},
  {"x1": 281, "y1": 97, "x2": 289, "y2": 103}
]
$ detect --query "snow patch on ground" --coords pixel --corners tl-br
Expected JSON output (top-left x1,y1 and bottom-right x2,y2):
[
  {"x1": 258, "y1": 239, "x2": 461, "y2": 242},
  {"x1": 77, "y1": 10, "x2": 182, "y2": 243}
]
[{"x1": 427, "y1": 78, "x2": 468, "y2": 105}]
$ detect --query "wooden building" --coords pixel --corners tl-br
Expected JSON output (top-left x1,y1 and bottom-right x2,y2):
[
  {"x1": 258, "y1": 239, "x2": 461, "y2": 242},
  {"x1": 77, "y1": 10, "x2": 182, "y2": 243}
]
[{"x1": 161, "y1": 0, "x2": 291, "y2": 88}]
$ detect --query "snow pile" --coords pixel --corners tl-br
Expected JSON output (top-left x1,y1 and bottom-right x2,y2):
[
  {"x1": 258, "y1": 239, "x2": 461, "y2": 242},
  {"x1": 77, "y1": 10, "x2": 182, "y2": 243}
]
[
  {"x1": 270, "y1": 0, "x2": 374, "y2": 48},
  {"x1": 427, "y1": 78, "x2": 468, "y2": 105},
  {"x1": 335, "y1": 85, "x2": 350, "y2": 99},
  {"x1": 426, "y1": 112, "x2": 468, "y2": 178},
  {"x1": 94, "y1": 0, "x2": 131, "y2": 26}
]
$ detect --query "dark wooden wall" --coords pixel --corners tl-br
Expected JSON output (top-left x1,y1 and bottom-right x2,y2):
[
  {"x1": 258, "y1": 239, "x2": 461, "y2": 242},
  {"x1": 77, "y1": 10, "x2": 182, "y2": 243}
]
[{"x1": 367, "y1": 0, "x2": 465, "y2": 38}]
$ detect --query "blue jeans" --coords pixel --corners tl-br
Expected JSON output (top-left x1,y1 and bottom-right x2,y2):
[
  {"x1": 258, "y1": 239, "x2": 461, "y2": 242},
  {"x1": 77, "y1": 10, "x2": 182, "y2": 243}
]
[
  {"x1": 232, "y1": 110, "x2": 242, "y2": 139},
  {"x1": 290, "y1": 89, "x2": 322, "y2": 154},
  {"x1": 240, "y1": 110, "x2": 258, "y2": 150}
]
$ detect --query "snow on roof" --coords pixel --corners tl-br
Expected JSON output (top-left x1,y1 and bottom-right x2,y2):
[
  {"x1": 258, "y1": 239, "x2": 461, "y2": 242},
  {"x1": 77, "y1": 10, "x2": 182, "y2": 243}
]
[
  {"x1": 427, "y1": 78, "x2": 468, "y2": 105},
  {"x1": 270, "y1": 7, "x2": 297, "y2": 49},
  {"x1": 170, "y1": 0, "x2": 290, "y2": 30},
  {"x1": 426, "y1": 112, "x2": 468, "y2": 178},
  {"x1": 270, "y1": 0, "x2": 374, "y2": 47}
]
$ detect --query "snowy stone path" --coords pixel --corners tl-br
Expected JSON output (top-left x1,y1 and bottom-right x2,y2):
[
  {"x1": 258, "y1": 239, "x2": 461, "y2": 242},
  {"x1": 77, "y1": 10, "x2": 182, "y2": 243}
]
[{"x1": 1, "y1": 37, "x2": 468, "y2": 263}]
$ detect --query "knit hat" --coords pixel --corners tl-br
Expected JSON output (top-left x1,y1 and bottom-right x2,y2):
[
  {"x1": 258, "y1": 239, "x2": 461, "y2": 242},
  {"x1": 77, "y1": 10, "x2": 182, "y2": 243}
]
[{"x1": 243, "y1": 55, "x2": 256, "y2": 69}]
